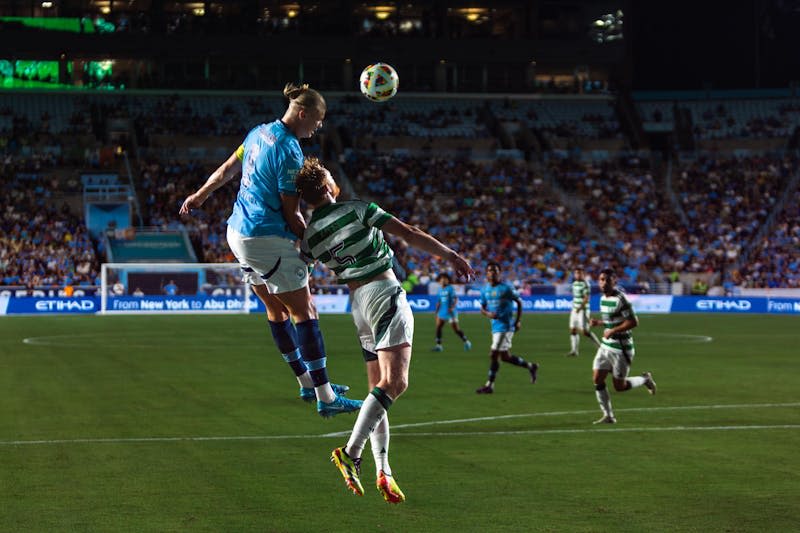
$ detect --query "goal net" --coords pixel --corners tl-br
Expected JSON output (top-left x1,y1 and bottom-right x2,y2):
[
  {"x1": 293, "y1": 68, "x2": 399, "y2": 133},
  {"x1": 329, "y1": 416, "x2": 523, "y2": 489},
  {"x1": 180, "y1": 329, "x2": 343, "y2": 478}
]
[{"x1": 100, "y1": 263, "x2": 251, "y2": 314}]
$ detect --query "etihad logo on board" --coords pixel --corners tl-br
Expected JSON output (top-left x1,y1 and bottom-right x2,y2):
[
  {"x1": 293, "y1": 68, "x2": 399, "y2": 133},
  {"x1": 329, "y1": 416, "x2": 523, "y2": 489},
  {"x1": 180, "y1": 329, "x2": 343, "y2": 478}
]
[
  {"x1": 695, "y1": 299, "x2": 752, "y2": 311},
  {"x1": 34, "y1": 300, "x2": 96, "y2": 312}
]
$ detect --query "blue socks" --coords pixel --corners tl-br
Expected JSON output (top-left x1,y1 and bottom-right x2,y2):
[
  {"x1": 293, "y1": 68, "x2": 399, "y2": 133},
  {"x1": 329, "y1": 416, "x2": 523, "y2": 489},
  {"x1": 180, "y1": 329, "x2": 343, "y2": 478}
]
[
  {"x1": 295, "y1": 319, "x2": 330, "y2": 388},
  {"x1": 269, "y1": 319, "x2": 308, "y2": 378}
]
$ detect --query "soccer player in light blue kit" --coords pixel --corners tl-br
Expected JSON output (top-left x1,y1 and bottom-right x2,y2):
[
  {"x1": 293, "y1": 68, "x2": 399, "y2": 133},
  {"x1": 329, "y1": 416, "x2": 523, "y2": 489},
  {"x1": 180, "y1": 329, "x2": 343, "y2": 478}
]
[
  {"x1": 179, "y1": 82, "x2": 360, "y2": 418},
  {"x1": 432, "y1": 273, "x2": 472, "y2": 352},
  {"x1": 475, "y1": 262, "x2": 539, "y2": 394}
]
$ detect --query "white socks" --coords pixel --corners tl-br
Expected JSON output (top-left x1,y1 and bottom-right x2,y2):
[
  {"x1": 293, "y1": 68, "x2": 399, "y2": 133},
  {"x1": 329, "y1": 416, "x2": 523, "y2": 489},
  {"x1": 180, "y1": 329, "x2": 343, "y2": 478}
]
[
  {"x1": 297, "y1": 372, "x2": 314, "y2": 389},
  {"x1": 346, "y1": 393, "x2": 387, "y2": 459},
  {"x1": 570, "y1": 334, "x2": 579, "y2": 352},
  {"x1": 626, "y1": 376, "x2": 646, "y2": 389},
  {"x1": 370, "y1": 414, "x2": 391, "y2": 476},
  {"x1": 315, "y1": 382, "x2": 335, "y2": 404},
  {"x1": 596, "y1": 388, "x2": 613, "y2": 418}
]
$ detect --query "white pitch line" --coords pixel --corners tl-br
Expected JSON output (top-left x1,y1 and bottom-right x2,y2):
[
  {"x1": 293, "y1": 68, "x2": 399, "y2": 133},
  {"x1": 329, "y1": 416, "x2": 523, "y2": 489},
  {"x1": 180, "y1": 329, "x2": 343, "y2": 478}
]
[
  {"x1": 1, "y1": 402, "x2": 798, "y2": 446},
  {"x1": 21, "y1": 331, "x2": 716, "y2": 346},
  {"x1": 0, "y1": 434, "x2": 320, "y2": 446},
  {"x1": 384, "y1": 424, "x2": 800, "y2": 437},
  {"x1": 384, "y1": 401, "x2": 800, "y2": 431}
]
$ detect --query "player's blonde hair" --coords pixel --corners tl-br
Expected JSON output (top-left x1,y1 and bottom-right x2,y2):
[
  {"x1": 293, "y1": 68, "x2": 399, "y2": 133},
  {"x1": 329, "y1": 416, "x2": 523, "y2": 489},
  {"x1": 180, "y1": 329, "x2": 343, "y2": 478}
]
[{"x1": 283, "y1": 82, "x2": 326, "y2": 112}]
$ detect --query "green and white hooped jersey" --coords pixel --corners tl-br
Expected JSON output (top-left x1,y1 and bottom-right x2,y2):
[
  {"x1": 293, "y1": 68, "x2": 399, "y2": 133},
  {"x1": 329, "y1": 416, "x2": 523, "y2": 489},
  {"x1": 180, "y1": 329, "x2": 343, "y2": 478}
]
[
  {"x1": 571, "y1": 280, "x2": 590, "y2": 311},
  {"x1": 300, "y1": 200, "x2": 394, "y2": 283},
  {"x1": 599, "y1": 289, "x2": 636, "y2": 352}
]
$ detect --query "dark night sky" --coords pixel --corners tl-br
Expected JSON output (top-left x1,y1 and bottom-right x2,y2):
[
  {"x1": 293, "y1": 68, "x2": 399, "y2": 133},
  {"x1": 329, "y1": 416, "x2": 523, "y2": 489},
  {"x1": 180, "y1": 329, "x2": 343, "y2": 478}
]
[{"x1": 629, "y1": 0, "x2": 800, "y2": 89}]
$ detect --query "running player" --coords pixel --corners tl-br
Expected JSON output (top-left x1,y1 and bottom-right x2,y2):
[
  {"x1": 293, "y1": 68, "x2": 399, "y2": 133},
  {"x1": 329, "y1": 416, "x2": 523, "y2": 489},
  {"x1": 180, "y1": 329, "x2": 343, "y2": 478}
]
[
  {"x1": 590, "y1": 268, "x2": 657, "y2": 424},
  {"x1": 475, "y1": 262, "x2": 539, "y2": 394},
  {"x1": 432, "y1": 273, "x2": 472, "y2": 352}
]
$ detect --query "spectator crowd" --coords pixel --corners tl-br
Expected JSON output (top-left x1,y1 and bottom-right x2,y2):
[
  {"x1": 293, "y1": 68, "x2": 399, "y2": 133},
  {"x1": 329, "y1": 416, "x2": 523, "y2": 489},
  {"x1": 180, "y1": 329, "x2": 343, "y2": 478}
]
[{"x1": 1, "y1": 91, "x2": 799, "y2": 295}]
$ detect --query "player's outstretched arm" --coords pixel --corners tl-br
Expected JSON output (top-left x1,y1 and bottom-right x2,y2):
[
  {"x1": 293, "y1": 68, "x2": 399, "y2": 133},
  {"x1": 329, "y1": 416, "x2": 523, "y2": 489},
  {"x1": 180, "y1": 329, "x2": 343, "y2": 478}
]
[
  {"x1": 382, "y1": 217, "x2": 474, "y2": 281},
  {"x1": 179, "y1": 150, "x2": 242, "y2": 215}
]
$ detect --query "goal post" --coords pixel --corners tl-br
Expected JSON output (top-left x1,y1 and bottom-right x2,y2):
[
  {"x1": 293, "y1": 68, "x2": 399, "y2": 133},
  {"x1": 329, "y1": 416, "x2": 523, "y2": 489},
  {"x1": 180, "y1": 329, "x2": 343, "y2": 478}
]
[{"x1": 100, "y1": 262, "x2": 252, "y2": 315}]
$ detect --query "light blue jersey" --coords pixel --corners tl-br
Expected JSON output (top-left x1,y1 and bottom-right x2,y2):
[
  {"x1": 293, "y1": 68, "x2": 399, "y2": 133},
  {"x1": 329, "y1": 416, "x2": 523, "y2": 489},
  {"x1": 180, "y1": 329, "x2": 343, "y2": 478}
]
[
  {"x1": 480, "y1": 282, "x2": 520, "y2": 333},
  {"x1": 227, "y1": 120, "x2": 302, "y2": 239},
  {"x1": 437, "y1": 285, "x2": 457, "y2": 320}
]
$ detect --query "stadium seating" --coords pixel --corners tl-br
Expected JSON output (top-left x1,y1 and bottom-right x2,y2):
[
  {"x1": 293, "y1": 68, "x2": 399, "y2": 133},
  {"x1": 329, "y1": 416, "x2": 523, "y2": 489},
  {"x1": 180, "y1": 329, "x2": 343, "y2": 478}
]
[
  {"x1": 3, "y1": 90, "x2": 800, "y2": 293},
  {"x1": 735, "y1": 186, "x2": 800, "y2": 288}
]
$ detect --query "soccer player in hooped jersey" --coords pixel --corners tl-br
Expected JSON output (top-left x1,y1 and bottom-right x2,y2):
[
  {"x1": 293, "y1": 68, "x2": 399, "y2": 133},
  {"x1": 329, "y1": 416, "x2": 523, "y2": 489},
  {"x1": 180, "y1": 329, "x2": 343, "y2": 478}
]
[
  {"x1": 432, "y1": 273, "x2": 472, "y2": 352},
  {"x1": 566, "y1": 267, "x2": 601, "y2": 357},
  {"x1": 179, "y1": 82, "x2": 360, "y2": 418},
  {"x1": 475, "y1": 262, "x2": 539, "y2": 394},
  {"x1": 295, "y1": 157, "x2": 473, "y2": 504},
  {"x1": 590, "y1": 268, "x2": 657, "y2": 424}
]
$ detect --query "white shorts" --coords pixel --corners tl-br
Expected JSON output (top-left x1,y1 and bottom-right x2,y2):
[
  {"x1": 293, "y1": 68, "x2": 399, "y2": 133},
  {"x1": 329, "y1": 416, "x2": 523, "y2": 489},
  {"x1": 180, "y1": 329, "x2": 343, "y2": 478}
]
[
  {"x1": 592, "y1": 345, "x2": 635, "y2": 379},
  {"x1": 226, "y1": 226, "x2": 308, "y2": 294},
  {"x1": 351, "y1": 278, "x2": 414, "y2": 352},
  {"x1": 490, "y1": 331, "x2": 514, "y2": 352},
  {"x1": 569, "y1": 308, "x2": 590, "y2": 331}
]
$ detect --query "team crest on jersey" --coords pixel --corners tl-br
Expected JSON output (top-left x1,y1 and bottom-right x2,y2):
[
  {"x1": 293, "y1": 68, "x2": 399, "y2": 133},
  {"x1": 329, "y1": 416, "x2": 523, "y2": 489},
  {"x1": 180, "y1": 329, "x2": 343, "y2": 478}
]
[{"x1": 295, "y1": 266, "x2": 306, "y2": 279}]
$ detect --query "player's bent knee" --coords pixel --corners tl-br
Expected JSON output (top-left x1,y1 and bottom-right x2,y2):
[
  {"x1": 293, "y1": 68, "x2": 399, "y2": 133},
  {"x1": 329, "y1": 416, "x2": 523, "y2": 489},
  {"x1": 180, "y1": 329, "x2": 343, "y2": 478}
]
[
  {"x1": 393, "y1": 379, "x2": 409, "y2": 398},
  {"x1": 379, "y1": 378, "x2": 408, "y2": 399},
  {"x1": 288, "y1": 302, "x2": 317, "y2": 322},
  {"x1": 266, "y1": 309, "x2": 290, "y2": 322},
  {"x1": 612, "y1": 380, "x2": 628, "y2": 392}
]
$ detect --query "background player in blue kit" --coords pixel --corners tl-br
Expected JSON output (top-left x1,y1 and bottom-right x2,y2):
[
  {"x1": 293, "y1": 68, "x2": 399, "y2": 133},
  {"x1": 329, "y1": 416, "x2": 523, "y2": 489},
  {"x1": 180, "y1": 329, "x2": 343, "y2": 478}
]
[
  {"x1": 179, "y1": 82, "x2": 360, "y2": 418},
  {"x1": 475, "y1": 262, "x2": 539, "y2": 394},
  {"x1": 432, "y1": 273, "x2": 472, "y2": 352}
]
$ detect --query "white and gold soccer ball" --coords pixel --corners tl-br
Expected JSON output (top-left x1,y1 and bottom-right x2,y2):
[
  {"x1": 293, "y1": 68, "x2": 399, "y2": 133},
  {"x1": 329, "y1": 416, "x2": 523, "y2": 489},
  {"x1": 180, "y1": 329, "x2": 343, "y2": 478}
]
[{"x1": 359, "y1": 63, "x2": 399, "y2": 102}]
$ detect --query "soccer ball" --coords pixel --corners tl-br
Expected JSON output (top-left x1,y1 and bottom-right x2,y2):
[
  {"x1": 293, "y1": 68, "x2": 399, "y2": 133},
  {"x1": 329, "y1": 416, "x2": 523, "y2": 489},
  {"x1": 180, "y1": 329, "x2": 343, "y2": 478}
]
[{"x1": 359, "y1": 63, "x2": 399, "y2": 102}]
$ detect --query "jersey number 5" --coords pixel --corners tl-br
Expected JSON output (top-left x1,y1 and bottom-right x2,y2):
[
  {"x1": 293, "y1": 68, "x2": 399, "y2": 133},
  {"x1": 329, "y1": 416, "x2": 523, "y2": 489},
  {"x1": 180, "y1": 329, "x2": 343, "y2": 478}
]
[{"x1": 330, "y1": 242, "x2": 356, "y2": 266}]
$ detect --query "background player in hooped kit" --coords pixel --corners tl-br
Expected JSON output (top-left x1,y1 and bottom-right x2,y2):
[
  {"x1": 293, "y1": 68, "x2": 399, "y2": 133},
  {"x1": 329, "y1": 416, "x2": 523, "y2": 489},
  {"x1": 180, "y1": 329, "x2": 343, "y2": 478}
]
[
  {"x1": 475, "y1": 262, "x2": 539, "y2": 394},
  {"x1": 566, "y1": 266, "x2": 601, "y2": 357},
  {"x1": 590, "y1": 268, "x2": 657, "y2": 424},
  {"x1": 179, "y1": 82, "x2": 360, "y2": 418},
  {"x1": 295, "y1": 156, "x2": 473, "y2": 504},
  {"x1": 432, "y1": 273, "x2": 472, "y2": 352}
]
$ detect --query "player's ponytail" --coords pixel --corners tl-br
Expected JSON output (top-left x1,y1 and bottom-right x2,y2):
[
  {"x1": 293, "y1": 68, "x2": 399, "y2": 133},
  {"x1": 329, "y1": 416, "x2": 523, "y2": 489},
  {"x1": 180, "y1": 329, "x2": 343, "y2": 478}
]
[{"x1": 283, "y1": 82, "x2": 326, "y2": 111}]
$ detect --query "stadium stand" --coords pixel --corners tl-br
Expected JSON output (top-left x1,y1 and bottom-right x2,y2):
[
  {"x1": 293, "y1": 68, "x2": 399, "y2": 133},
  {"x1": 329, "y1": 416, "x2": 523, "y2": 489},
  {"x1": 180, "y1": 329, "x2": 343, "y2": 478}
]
[{"x1": 2, "y1": 89, "x2": 800, "y2": 296}]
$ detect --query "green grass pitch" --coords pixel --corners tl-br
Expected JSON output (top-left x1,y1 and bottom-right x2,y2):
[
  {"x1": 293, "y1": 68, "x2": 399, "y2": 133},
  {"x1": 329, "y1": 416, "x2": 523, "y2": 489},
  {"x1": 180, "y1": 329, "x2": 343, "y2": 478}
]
[{"x1": 0, "y1": 313, "x2": 798, "y2": 532}]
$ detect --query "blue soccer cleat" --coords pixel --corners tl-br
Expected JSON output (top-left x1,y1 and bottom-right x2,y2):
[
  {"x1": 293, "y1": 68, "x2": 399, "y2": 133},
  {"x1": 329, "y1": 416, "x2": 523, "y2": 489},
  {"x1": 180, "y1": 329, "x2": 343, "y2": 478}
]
[
  {"x1": 299, "y1": 383, "x2": 350, "y2": 402},
  {"x1": 318, "y1": 393, "x2": 363, "y2": 418},
  {"x1": 431, "y1": 344, "x2": 443, "y2": 352},
  {"x1": 463, "y1": 340, "x2": 472, "y2": 351}
]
